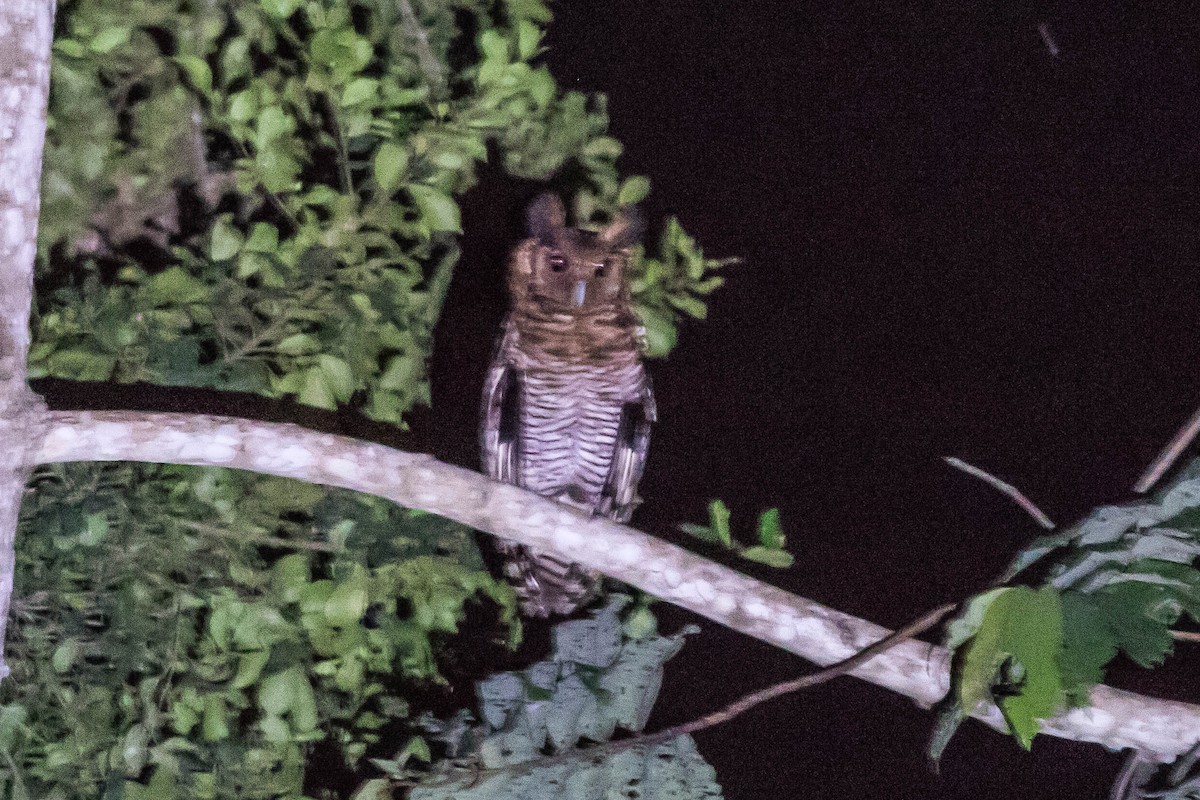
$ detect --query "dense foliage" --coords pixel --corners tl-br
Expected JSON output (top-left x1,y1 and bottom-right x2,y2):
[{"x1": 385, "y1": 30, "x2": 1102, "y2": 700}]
[
  {"x1": 33, "y1": 0, "x2": 727, "y2": 416},
  {"x1": 406, "y1": 598, "x2": 722, "y2": 800},
  {"x1": 11, "y1": 0, "x2": 730, "y2": 797},
  {"x1": 6, "y1": 464, "x2": 516, "y2": 797}
]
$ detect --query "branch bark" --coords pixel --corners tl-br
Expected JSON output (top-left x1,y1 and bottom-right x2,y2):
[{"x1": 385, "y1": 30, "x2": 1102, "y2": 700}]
[
  {"x1": 0, "y1": 0, "x2": 54, "y2": 678},
  {"x1": 34, "y1": 409, "x2": 1200, "y2": 762}
]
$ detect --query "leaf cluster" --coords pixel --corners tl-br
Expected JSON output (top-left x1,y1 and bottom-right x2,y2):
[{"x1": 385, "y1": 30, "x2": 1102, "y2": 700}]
[
  {"x1": 678, "y1": 500, "x2": 793, "y2": 569},
  {"x1": 404, "y1": 598, "x2": 724, "y2": 800},
  {"x1": 937, "y1": 463, "x2": 1200, "y2": 758},
  {"x1": 34, "y1": 0, "x2": 728, "y2": 427},
  {"x1": 0, "y1": 463, "x2": 517, "y2": 799}
]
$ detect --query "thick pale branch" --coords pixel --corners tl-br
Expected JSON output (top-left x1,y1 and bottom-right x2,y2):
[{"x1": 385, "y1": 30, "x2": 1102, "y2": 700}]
[
  {"x1": 35, "y1": 409, "x2": 1200, "y2": 760},
  {"x1": 0, "y1": 1, "x2": 55, "y2": 678}
]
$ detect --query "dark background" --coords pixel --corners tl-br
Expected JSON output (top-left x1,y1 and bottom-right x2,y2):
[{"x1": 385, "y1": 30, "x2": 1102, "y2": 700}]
[{"x1": 431, "y1": 3, "x2": 1200, "y2": 798}]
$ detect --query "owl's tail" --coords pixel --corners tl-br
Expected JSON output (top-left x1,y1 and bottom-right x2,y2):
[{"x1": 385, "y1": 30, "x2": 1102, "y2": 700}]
[{"x1": 496, "y1": 540, "x2": 600, "y2": 617}]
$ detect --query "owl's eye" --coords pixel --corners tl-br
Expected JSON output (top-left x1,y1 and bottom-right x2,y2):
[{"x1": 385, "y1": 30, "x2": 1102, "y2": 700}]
[
  {"x1": 548, "y1": 253, "x2": 567, "y2": 272},
  {"x1": 595, "y1": 258, "x2": 614, "y2": 278}
]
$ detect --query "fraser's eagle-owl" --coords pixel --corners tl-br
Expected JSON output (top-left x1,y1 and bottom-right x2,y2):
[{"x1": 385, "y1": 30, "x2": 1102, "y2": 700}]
[{"x1": 481, "y1": 193, "x2": 655, "y2": 616}]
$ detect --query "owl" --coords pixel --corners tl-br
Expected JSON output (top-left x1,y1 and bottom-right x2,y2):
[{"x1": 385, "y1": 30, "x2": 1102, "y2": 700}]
[{"x1": 481, "y1": 193, "x2": 655, "y2": 617}]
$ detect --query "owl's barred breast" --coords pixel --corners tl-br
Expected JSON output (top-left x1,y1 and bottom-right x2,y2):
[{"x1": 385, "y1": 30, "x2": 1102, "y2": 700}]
[{"x1": 505, "y1": 305, "x2": 647, "y2": 509}]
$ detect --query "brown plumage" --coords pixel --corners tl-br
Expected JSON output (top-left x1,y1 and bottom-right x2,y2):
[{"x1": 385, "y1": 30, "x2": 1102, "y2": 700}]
[{"x1": 481, "y1": 193, "x2": 655, "y2": 616}]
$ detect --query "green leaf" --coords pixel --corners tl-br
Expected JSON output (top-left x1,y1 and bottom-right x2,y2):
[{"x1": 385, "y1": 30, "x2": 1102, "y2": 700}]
[
  {"x1": 582, "y1": 136, "x2": 623, "y2": 160},
  {"x1": 231, "y1": 649, "x2": 271, "y2": 690},
  {"x1": 89, "y1": 27, "x2": 130, "y2": 53},
  {"x1": 379, "y1": 353, "x2": 421, "y2": 391},
  {"x1": 145, "y1": 267, "x2": 211, "y2": 306},
  {"x1": 635, "y1": 304, "x2": 677, "y2": 358},
  {"x1": 255, "y1": 105, "x2": 294, "y2": 149},
  {"x1": 740, "y1": 546, "x2": 794, "y2": 569},
  {"x1": 1093, "y1": 582, "x2": 1178, "y2": 668},
  {"x1": 324, "y1": 572, "x2": 369, "y2": 627},
  {"x1": 244, "y1": 222, "x2": 279, "y2": 252},
  {"x1": 174, "y1": 55, "x2": 212, "y2": 94},
  {"x1": 1059, "y1": 592, "x2": 1117, "y2": 705},
  {"x1": 617, "y1": 175, "x2": 650, "y2": 206},
  {"x1": 677, "y1": 522, "x2": 718, "y2": 542},
  {"x1": 373, "y1": 141, "x2": 409, "y2": 191},
  {"x1": 402, "y1": 735, "x2": 431, "y2": 763},
  {"x1": 945, "y1": 587, "x2": 1008, "y2": 649},
  {"x1": 757, "y1": 508, "x2": 785, "y2": 549},
  {"x1": 258, "y1": 668, "x2": 296, "y2": 716},
  {"x1": 478, "y1": 30, "x2": 509, "y2": 67},
  {"x1": 515, "y1": 20, "x2": 542, "y2": 60},
  {"x1": 290, "y1": 672, "x2": 319, "y2": 733},
  {"x1": 956, "y1": 586, "x2": 1063, "y2": 748},
  {"x1": 260, "y1": 0, "x2": 301, "y2": 17},
  {"x1": 260, "y1": 714, "x2": 289, "y2": 742},
  {"x1": 928, "y1": 698, "x2": 965, "y2": 767},
  {"x1": 317, "y1": 355, "x2": 356, "y2": 402},
  {"x1": 82, "y1": 512, "x2": 108, "y2": 546},
  {"x1": 409, "y1": 185, "x2": 462, "y2": 233},
  {"x1": 210, "y1": 219, "x2": 243, "y2": 261},
  {"x1": 707, "y1": 499, "x2": 732, "y2": 548},
  {"x1": 201, "y1": 694, "x2": 229, "y2": 741},
  {"x1": 299, "y1": 367, "x2": 337, "y2": 409},
  {"x1": 341, "y1": 77, "x2": 378, "y2": 106},
  {"x1": 668, "y1": 292, "x2": 708, "y2": 320},
  {"x1": 351, "y1": 779, "x2": 392, "y2": 800},
  {"x1": 52, "y1": 640, "x2": 79, "y2": 673}
]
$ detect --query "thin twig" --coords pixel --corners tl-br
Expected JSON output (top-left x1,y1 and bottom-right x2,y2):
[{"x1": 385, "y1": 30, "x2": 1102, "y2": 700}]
[
  {"x1": 322, "y1": 95, "x2": 355, "y2": 195},
  {"x1": 396, "y1": 0, "x2": 448, "y2": 100},
  {"x1": 1134, "y1": 405, "x2": 1200, "y2": 493},
  {"x1": 943, "y1": 457, "x2": 1055, "y2": 529},
  {"x1": 1037, "y1": 23, "x2": 1060, "y2": 58},
  {"x1": 179, "y1": 519, "x2": 337, "y2": 552},
  {"x1": 423, "y1": 601, "x2": 958, "y2": 787},
  {"x1": 422, "y1": 243, "x2": 460, "y2": 327},
  {"x1": 1172, "y1": 630, "x2": 1200, "y2": 643}
]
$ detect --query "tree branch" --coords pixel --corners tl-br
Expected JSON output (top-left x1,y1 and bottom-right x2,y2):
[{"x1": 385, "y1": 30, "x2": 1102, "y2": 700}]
[
  {"x1": 0, "y1": 1, "x2": 55, "y2": 679},
  {"x1": 34, "y1": 409, "x2": 1200, "y2": 761}
]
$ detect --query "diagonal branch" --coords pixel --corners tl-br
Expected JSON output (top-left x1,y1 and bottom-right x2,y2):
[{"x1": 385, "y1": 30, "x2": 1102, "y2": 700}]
[{"x1": 34, "y1": 409, "x2": 1200, "y2": 761}]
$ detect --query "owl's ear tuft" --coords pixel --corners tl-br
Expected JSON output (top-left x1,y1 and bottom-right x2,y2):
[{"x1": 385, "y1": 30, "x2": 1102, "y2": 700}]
[
  {"x1": 526, "y1": 193, "x2": 567, "y2": 242},
  {"x1": 599, "y1": 206, "x2": 644, "y2": 249}
]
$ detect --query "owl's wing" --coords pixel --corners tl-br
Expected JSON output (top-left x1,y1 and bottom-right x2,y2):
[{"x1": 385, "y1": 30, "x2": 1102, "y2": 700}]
[
  {"x1": 480, "y1": 321, "x2": 520, "y2": 484},
  {"x1": 600, "y1": 373, "x2": 656, "y2": 523}
]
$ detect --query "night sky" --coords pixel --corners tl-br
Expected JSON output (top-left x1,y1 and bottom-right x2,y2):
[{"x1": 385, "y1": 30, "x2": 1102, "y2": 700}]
[{"x1": 429, "y1": 3, "x2": 1200, "y2": 798}]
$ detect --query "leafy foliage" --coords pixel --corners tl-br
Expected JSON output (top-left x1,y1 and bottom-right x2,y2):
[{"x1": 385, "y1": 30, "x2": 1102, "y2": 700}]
[
  {"x1": 1, "y1": 463, "x2": 518, "y2": 798},
  {"x1": 937, "y1": 462, "x2": 1200, "y2": 758},
  {"x1": 679, "y1": 500, "x2": 794, "y2": 568},
  {"x1": 406, "y1": 598, "x2": 724, "y2": 800},
  {"x1": 629, "y1": 219, "x2": 734, "y2": 359},
  {"x1": 35, "y1": 0, "x2": 729, "y2": 424}
]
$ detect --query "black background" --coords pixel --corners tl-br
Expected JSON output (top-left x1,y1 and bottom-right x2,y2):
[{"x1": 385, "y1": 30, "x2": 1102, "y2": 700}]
[{"x1": 430, "y1": 3, "x2": 1200, "y2": 798}]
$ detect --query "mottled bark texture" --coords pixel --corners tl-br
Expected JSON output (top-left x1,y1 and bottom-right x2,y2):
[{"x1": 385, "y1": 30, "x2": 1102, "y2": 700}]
[
  {"x1": 36, "y1": 410, "x2": 1200, "y2": 762},
  {"x1": 0, "y1": 1, "x2": 54, "y2": 678}
]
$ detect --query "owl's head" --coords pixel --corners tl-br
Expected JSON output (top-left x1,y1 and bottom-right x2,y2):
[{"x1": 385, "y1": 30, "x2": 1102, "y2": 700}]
[{"x1": 510, "y1": 193, "x2": 643, "y2": 311}]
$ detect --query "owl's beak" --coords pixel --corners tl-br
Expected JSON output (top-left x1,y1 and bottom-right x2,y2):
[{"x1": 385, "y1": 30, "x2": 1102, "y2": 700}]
[{"x1": 573, "y1": 280, "x2": 587, "y2": 307}]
